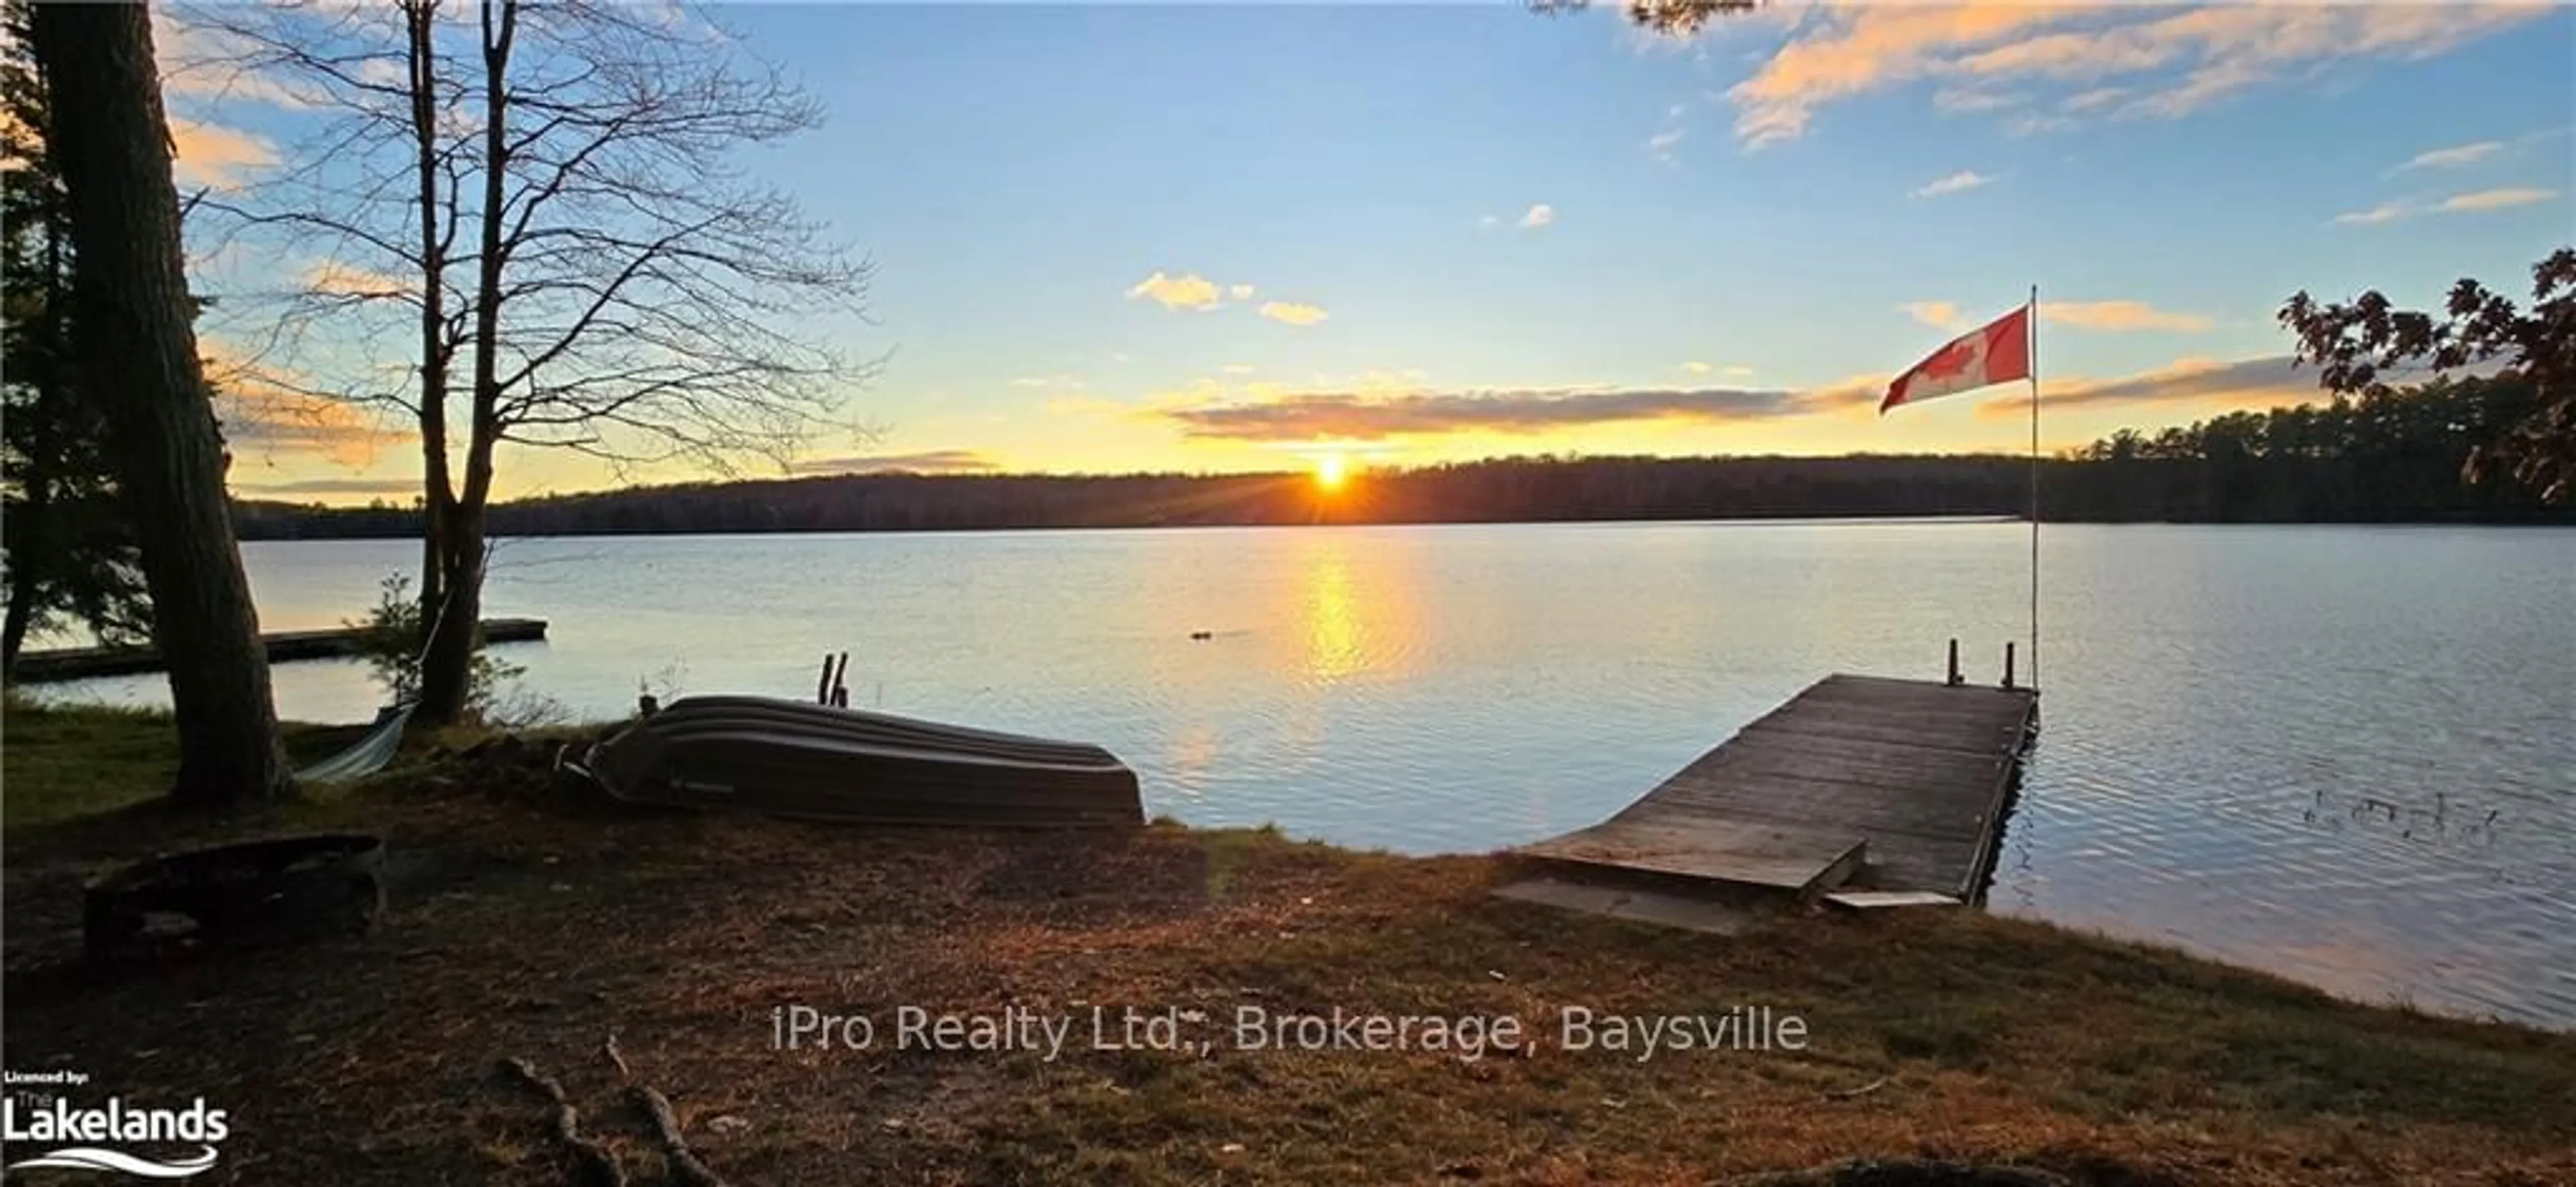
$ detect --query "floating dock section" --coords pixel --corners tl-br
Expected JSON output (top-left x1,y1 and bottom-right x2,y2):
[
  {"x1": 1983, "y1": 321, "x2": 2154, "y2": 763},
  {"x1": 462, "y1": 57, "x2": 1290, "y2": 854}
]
[
  {"x1": 1512, "y1": 673, "x2": 2039, "y2": 906},
  {"x1": 14, "y1": 618, "x2": 549, "y2": 683}
]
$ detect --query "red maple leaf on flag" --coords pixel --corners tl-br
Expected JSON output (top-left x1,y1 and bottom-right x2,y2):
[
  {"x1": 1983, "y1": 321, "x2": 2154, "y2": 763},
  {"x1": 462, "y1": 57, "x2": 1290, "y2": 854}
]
[
  {"x1": 1918, "y1": 340, "x2": 1976, "y2": 380},
  {"x1": 1882, "y1": 304, "x2": 2029, "y2": 414}
]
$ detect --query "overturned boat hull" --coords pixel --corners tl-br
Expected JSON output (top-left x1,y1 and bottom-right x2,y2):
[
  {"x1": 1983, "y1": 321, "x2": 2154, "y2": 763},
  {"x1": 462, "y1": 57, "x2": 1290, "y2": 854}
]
[{"x1": 582, "y1": 695, "x2": 1143, "y2": 828}]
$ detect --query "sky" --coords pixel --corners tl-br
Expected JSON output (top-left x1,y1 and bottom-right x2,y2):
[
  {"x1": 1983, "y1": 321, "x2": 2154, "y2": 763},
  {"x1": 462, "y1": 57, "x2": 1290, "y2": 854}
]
[{"x1": 154, "y1": 2, "x2": 2576, "y2": 504}]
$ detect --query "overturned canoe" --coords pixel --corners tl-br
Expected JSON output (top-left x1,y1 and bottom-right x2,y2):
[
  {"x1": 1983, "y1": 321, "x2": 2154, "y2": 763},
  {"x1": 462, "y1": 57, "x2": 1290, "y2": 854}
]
[{"x1": 582, "y1": 695, "x2": 1143, "y2": 828}]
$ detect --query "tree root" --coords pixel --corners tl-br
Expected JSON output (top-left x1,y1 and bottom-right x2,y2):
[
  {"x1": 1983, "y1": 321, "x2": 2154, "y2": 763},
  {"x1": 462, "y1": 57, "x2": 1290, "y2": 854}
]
[
  {"x1": 627, "y1": 1085, "x2": 729, "y2": 1187},
  {"x1": 498, "y1": 1057, "x2": 626, "y2": 1187},
  {"x1": 1821, "y1": 1076, "x2": 1889, "y2": 1100}
]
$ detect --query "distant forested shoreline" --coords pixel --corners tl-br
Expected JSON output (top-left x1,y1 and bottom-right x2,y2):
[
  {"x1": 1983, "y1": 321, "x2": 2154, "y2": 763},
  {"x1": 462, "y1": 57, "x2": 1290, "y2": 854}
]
[{"x1": 230, "y1": 376, "x2": 2575, "y2": 539}]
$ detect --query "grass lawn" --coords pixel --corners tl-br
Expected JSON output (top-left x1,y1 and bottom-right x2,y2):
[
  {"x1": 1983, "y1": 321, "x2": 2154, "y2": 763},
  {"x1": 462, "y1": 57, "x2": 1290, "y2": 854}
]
[{"x1": 3, "y1": 703, "x2": 2571, "y2": 1186}]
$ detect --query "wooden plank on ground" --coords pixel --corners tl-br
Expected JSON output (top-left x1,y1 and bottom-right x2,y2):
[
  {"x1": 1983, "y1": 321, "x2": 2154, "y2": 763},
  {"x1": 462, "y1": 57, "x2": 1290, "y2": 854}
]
[
  {"x1": 1493, "y1": 877, "x2": 1757, "y2": 935},
  {"x1": 1519, "y1": 819, "x2": 1866, "y2": 894},
  {"x1": 1823, "y1": 890, "x2": 1964, "y2": 910}
]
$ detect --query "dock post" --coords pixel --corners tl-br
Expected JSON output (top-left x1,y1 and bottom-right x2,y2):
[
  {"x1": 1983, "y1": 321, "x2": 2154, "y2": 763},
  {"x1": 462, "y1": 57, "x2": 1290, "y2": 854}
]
[
  {"x1": 1947, "y1": 639, "x2": 1962, "y2": 687},
  {"x1": 2002, "y1": 642, "x2": 2017, "y2": 689},
  {"x1": 816, "y1": 653, "x2": 835, "y2": 704}
]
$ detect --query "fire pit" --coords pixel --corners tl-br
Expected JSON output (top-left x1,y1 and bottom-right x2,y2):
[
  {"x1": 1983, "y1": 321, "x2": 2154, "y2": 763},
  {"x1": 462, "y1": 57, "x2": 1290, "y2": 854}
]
[{"x1": 83, "y1": 834, "x2": 388, "y2": 968}]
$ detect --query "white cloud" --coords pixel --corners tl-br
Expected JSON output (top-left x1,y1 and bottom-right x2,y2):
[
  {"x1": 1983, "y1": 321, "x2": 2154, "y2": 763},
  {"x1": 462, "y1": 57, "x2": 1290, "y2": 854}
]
[
  {"x1": 1648, "y1": 127, "x2": 1686, "y2": 156},
  {"x1": 2063, "y1": 87, "x2": 2129, "y2": 113},
  {"x1": 1900, "y1": 301, "x2": 1960, "y2": 329},
  {"x1": 1518, "y1": 203, "x2": 1556, "y2": 229},
  {"x1": 1229, "y1": 283, "x2": 1256, "y2": 300},
  {"x1": 1681, "y1": 361, "x2": 1713, "y2": 374},
  {"x1": 1911, "y1": 170, "x2": 1994, "y2": 199},
  {"x1": 1125, "y1": 271, "x2": 1225, "y2": 312},
  {"x1": 2333, "y1": 201, "x2": 2410, "y2": 226},
  {"x1": 1933, "y1": 87, "x2": 2022, "y2": 113},
  {"x1": 2396, "y1": 140, "x2": 2504, "y2": 172},
  {"x1": 2006, "y1": 113, "x2": 2078, "y2": 138},
  {"x1": 1259, "y1": 301, "x2": 1330, "y2": 328},
  {"x1": 1477, "y1": 214, "x2": 1502, "y2": 229},
  {"x1": 2438, "y1": 186, "x2": 2558, "y2": 212}
]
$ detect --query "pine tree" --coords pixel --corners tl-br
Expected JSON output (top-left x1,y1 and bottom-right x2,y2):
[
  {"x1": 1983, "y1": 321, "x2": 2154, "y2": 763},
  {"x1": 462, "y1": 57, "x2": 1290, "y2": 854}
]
[{"x1": 0, "y1": 0, "x2": 152, "y2": 680}]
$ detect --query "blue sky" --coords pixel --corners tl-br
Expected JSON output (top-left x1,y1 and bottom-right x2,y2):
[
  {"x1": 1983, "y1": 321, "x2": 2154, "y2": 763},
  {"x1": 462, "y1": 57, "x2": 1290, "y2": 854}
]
[{"x1": 162, "y1": 3, "x2": 2576, "y2": 501}]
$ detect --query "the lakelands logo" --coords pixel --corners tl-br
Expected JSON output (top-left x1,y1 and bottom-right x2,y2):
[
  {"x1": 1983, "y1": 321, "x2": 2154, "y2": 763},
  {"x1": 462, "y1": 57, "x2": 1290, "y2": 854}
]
[{"x1": 3, "y1": 1070, "x2": 227, "y2": 1179}]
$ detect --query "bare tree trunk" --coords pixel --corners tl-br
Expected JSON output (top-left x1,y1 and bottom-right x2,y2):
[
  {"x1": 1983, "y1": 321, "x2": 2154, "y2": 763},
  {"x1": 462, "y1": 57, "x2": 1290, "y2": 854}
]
[
  {"x1": 404, "y1": 0, "x2": 454, "y2": 630},
  {"x1": 1, "y1": 565, "x2": 36, "y2": 681},
  {"x1": 3, "y1": 386, "x2": 54, "y2": 682},
  {"x1": 415, "y1": 0, "x2": 516, "y2": 727},
  {"x1": 29, "y1": 0, "x2": 290, "y2": 805}
]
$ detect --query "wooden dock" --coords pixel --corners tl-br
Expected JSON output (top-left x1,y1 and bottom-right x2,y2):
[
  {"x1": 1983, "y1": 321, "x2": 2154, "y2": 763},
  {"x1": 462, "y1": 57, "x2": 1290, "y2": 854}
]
[
  {"x1": 13, "y1": 618, "x2": 549, "y2": 683},
  {"x1": 1512, "y1": 674, "x2": 2039, "y2": 905}
]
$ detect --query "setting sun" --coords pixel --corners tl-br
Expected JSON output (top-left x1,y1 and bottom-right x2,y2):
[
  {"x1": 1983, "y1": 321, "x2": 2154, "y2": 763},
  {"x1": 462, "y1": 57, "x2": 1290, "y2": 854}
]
[{"x1": 1313, "y1": 452, "x2": 1349, "y2": 491}]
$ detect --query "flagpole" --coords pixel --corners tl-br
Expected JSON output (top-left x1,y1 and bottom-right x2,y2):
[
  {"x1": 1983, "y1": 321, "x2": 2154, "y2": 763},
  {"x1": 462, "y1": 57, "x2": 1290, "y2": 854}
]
[{"x1": 2027, "y1": 284, "x2": 2041, "y2": 693}]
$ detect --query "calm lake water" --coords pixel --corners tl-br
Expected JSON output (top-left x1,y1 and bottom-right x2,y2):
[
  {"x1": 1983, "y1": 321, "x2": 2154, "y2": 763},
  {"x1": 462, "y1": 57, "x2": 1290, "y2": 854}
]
[{"x1": 34, "y1": 522, "x2": 2576, "y2": 1028}]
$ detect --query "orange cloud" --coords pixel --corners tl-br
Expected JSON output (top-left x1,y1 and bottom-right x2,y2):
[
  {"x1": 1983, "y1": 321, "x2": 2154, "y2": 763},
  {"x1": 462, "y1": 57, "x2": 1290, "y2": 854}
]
[
  {"x1": 1729, "y1": 4, "x2": 2075, "y2": 145},
  {"x1": 169, "y1": 119, "x2": 276, "y2": 190},
  {"x1": 303, "y1": 259, "x2": 412, "y2": 299},
  {"x1": 2042, "y1": 301, "x2": 2214, "y2": 333},
  {"x1": 1908, "y1": 298, "x2": 2212, "y2": 333},
  {"x1": 231, "y1": 476, "x2": 424, "y2": 502},
  {"x1": 785, "y1": 449, "x2": 998, "y2": 476},
  {"x1": 1727, "y1": 3, "x2": 2553, "y2": 146},
  {"x1": 1160, "y1": 382, "x2": 1847, "y2": 442},
  {"x1": 202, "y1": 339, "x2": 411, "y2": 467}
]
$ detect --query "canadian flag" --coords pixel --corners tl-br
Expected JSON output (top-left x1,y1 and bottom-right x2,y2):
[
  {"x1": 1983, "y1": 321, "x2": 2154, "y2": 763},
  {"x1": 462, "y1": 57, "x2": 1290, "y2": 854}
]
[{"x1": 1881, "y1": 304, "x2": 2032, "y2": 414}]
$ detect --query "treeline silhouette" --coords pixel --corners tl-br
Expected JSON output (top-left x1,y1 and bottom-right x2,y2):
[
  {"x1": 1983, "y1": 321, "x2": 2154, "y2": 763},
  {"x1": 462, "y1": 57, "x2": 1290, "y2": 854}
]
[
  {"x1": 2047, "y1": 374, "x2": 2560, "y2": 521},
  {"x1": 231, "y1": 375, "x2": 2570, "y2": 539}
]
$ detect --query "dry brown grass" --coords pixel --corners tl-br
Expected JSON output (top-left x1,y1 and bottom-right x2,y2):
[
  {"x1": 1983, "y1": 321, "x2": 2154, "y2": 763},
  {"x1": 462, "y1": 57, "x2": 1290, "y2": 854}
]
[{"x1": 4, "y1": 717, "x2": 2571, "y2": 1186}]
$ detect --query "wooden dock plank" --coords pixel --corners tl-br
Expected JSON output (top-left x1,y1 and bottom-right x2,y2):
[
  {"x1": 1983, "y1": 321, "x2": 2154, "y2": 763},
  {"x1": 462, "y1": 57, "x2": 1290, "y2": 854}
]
[
  {"x1": 1741, "y1": 709, "x2": 2027, "y2": 754},
  {"x1": 1650, "y1": 773, "x2": 1998, "y2": 842},
  {"x1": 15, "y1": 618, "x2": 551, "y2": 683},
  {"x1": 1669, "y1": 741, "x2": 2009, "y2": 803},
  {"x1": 1511, "y1": 673, "x2": 2037, "y2": 901}
]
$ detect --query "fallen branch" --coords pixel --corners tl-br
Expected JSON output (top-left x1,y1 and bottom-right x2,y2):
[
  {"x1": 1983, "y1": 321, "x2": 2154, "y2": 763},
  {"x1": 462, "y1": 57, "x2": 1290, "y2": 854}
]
[
  {"x1": 1821, "y1": 1076, "x2": 1888, "y2": 1101},
  {"x1": 604, "y1": 1032, "x2": 629, "y2": 1080},
  {"x1": 498, "y1": 1057, "x2": 626, "y2": 1187},
  {"x1": 628, "y1": 1085, "x2": 729, "y2": 1187}
]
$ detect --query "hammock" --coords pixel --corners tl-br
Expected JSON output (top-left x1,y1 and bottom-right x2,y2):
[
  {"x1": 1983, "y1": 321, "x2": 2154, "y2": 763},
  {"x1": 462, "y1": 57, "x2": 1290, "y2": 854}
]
[{"x1": 294, "y1": 701, "x2": 417, "y2": 785}]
